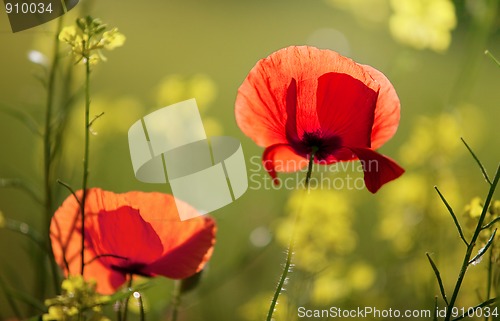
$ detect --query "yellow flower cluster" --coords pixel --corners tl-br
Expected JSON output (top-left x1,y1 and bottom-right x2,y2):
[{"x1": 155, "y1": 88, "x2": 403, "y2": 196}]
[
  {"x1": 59, "y1": 16, "x2": 125, "y2": 65},
  {"x1": 389, "y1": 0, "x2": 457, "y2": 52},
  {"x1": 276, "y1": 189, "x2": 357, "y2": 273},
  {"x1": 43, "y1": 276, "x2": 110, "y2": 321}
]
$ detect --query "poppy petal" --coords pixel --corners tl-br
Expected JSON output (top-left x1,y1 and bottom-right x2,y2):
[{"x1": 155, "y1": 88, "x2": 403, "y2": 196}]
[
  {"x1": 86, "y1": 206, "x2": 164, "y2": 271},
  {"x1": 346, "y1": 147, "x2": 405, "y2": 193},
  {"x1": 285, "y1": 78, "x2": 301, "y2": 144},
  {"x1": 359, "y1": 64, "x2": 401, "y2": 149},
  {"x1": 263, "y1": 144, "x2": 309, "y2": 184},
  {"x1": 50, "y1": 189, "x2": 125, "y2": 294},
  {"x1": 122, "y1": 192, "x2": 217, "y2": 279},
  {"x1": 316, "y1": 72, "x2": 378, "y2": 148}
]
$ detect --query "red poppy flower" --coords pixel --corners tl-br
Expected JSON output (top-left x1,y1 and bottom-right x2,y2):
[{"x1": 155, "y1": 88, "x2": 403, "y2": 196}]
[
  {"x1": 235, "y1": 46, "x2": 404, "y2": 193},
  {"x1": 50, "y1": 188, "x2": 216, "y2": 294}
]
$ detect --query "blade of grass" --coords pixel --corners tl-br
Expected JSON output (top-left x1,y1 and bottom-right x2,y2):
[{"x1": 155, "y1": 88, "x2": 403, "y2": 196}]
[
  {"x1": 434, "y1": 186, "x2": 469, "y2": 246},
  {"x1": 461, "y1": 138, "x2": 492, "y2": 185},
  {"x1": 427, "y1": 253, "x2": 449, "y2": 306}
]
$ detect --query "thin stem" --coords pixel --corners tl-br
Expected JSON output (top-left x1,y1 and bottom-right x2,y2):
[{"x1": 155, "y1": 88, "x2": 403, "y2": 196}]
[
  {"x1": 461, "y1": 138, "x2": 492, "y2": 185},
  {"x1": 122, "y1": 275, "x2": 133, "y2": 321},
  {"x1": 426, "y1": 253, "x2": 449, "y2": 306},
  {"x1": 170, "y1": 280, "x2": 182, "y2": 321},
  {"x1": 485, "y1": 244, "x2": 493, "y2": 321},
  {"x1": 445, "y1": 164, "x2": 500, "y2": 321},
  {"x1": 138, "y1": 292, "x2": 145, "y2": 321},
  {"x1": 266, "y1": 150, "x2": 316, "y2": 321},
  {"x1": 44, "y1": 15, "x2": 64, "y2": 295},
  {"x1": 57, "y1": 179, "x2": 81, "y2": 208},
  {"x1": 484, "y1": 50, "x2": 500, "y2": 67},
  {"x1": 435, "y1": 186, "x2": 469, "y2": 246},
  {"x1": 80, "y1": 53, "x2": 91, "y2": 276},
  {"x1": 482, "y1": 216, "x2": 500, "y2": 230}
]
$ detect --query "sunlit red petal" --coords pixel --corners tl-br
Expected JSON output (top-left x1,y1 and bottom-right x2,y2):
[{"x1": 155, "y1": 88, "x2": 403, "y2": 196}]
[
  {"x1": 86, "y1": 206, "x2": 164, "y2": 271},
  {"x1": 263, "y1": 144, "x2": 309, "y2": 184},
  {"x1": 347, "y1": 147, "x2": 405, "y2": 193},
  {"x1": 50, "y1": 189, "x2": 126, "y2": 294},
  {"x1": 316, "y1": 72, "x2": 378, "y2": 148},
  {"x1": 359, "y1": 64, "x2": 401, "y2": 149},
  {"x1": 121, "y1": 192, "x2": 217, "y2": 279}
]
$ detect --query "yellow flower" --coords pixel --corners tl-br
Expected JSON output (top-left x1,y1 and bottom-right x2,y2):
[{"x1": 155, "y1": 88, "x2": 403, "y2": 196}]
[
  {"x1": 465, "y1": 197, "x2": 484, "y2": 218},
  {"x1": 58, "y1": 26, "x2": 77, "y2": 44},
  {"x1": 389, "y1": 0, "x2": 456, "y2": 52},
  {"x1": 276, "y1": 189, "x2": 357, "y2": 273},
  {"x1": 59, "y1": 17, "x2": 125, "y2": 65},
  {"x1": 102, "y1": 28, "x2": 126, "y2": 50},
  {"x1": 43, "y1": 276, "x2": 110, "y2": 321}
]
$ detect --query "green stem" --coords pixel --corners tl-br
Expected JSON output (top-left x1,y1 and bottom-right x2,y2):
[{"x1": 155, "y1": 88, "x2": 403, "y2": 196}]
[
  {"x1": 485, "y1": 247, "x2": 493, "y2": 321},
  {"x1": 44, "y1": 16, "x2": 64, "y2": 294},
  {"x1": 123, "y1": 275, "x2": 133, "y2": 321},
  {"x1": 80, "y1": 53, "x2": 91, "y2": 276},
  {"x1": 170, "y1": 280, "x2": 182, "y2": 321},
  {"x1": 138, "y1": 291, "x2": 146, "y2": 321},
  {"x1": 266, "y1": 149, "x2": 316, "y2": 321},
  {"x1": 445, "y1": 164, "x2": 500, "y2": 321}
]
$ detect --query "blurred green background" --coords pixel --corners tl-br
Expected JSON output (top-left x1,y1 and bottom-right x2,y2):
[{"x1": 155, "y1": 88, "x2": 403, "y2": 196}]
[{"x1": 0, "y1": 0, "x2": 499, "y2": 320}]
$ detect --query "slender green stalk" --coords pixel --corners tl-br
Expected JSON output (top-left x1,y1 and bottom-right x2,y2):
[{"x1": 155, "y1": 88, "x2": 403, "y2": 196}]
[
  {"x1": 461, "y1": 138, "x2": 492, "y2": 186},
  {"x1": 445, "y1": 165, "x2": 500, "y2": 321},
  {"x1": 138, "y1": 291, "x2": 146, "y2": 321},
  {"x1": 80, "y1": 51, "x2": 91, "y2": 276},
  {"x1": 122, "y1": 275, "x2": 134, "y2": 321},
  {"x1": 485, "y1": 50, "x2": 500, "y2": 67},
  {"x1": 170, "y1": 280, "x2": 182, "y2": 321},
  {"x1": 485, "y1": 246, "x2": 493, "y2": 321},
  {"x1": 44, "y1": 16, "x2": 64, "y2": 294},
  {"x1": 266, "y1": 149, "x2": 316, "y2": 321}
]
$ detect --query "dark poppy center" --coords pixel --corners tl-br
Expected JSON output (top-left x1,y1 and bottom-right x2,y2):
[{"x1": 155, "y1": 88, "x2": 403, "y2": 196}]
[
  {"x1": 292, "y1": 131, "x2": 342, "y2": 161},
  {"x1": 111, "y1": 263, "x2": 153, "y2": 277}
]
